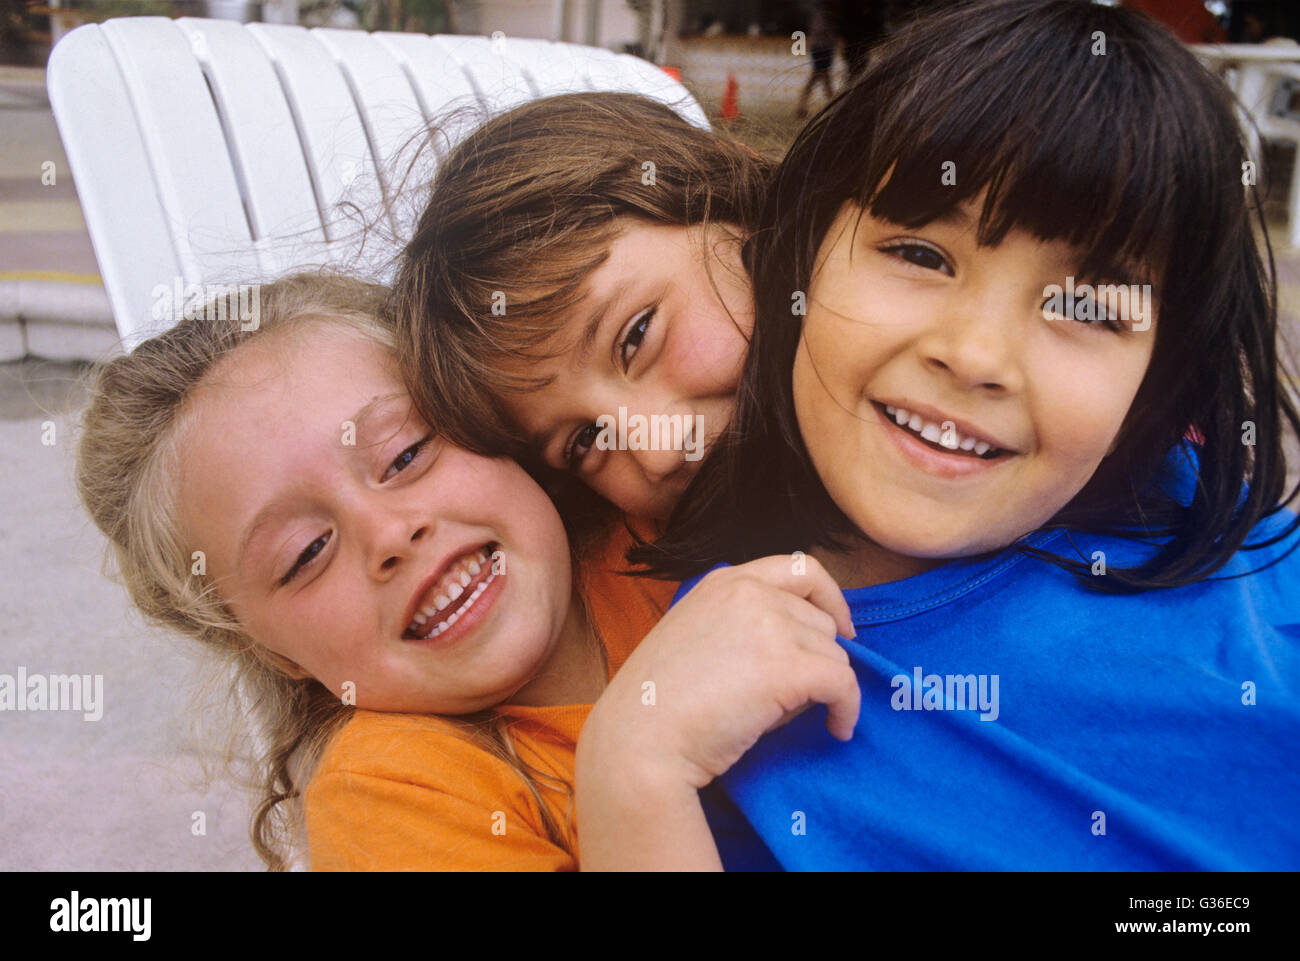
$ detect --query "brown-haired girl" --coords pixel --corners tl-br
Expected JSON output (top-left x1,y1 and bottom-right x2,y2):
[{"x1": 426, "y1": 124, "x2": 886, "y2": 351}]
[{"x1": 391, "y1": 91, "x2": 769, "y2": 524}]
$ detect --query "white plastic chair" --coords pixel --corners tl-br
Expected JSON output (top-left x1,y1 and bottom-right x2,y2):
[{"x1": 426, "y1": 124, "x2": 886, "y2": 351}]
[{"x1": 46, "y1": 17, "x2": 708, "y2": 350}]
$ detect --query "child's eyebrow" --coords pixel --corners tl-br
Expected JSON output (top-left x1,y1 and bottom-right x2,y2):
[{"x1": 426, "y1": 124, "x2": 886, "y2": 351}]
[
  {"x1": 1079, "y1": 258, "x2": 1155, "y2": 287},
  {"x1": 237, "y1": 496, "x2": 298, "y2": 574},
  {"x1": 931, "y1": 206, "x2": 972, "y2": 227},
  {"x1": 349, "y1": 393, "x2": 409, "y2": 433}
]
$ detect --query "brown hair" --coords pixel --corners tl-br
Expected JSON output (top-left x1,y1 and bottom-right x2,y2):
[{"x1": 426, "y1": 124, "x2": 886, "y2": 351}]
[
  {"x1": 389, "y1": 92, "x2": 771, "y2": 535},
  {"x1": 76, "y1": 272, "x2": 574, "y2": 868}
]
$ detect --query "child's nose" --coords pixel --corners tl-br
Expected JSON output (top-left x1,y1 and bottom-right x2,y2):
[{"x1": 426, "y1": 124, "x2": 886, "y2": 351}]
[
  {"x1": 921, "y1": 299, "x2": 1024, "y2": 393},
  {"x1": 630, "y1": 443, "x2": 688, "y2": 485},
  {"x1": 370, "y1": 513, "x2": 430, "y2": 577}
]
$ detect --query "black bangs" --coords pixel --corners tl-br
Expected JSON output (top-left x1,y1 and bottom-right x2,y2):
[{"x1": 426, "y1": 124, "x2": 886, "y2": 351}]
[
  {"x1": 634, "y1": 0, "x2": 1299, "y2": 590},
  {"x1": 807, "y1": 0, "x2": 1244, "y2": 288}
]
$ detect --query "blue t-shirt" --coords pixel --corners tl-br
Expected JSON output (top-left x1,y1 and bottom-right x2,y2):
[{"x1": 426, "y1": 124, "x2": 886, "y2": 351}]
[{"x1": 671, "y1": 503, "x2": 1300, "y2": 870}]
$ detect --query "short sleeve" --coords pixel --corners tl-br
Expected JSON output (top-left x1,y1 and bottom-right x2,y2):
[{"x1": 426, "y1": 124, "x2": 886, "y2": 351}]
[{"x1": 304, "y1": 715, "x2": 576, "y2": 872}]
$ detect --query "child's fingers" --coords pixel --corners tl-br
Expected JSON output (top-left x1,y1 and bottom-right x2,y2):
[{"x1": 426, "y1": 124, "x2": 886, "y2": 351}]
[
  {"x1": 729, "y1": 554, "x2": 856, "y2": 640},
  {"x1": 776, "y1": 596, "x2": 852, "y2": 665},
  {"x1": 783, "y1": 651, "x2": 862, "y2": 742},
  {"x1": 810, "y1": 658, "x2": 862, "y2": 742}
]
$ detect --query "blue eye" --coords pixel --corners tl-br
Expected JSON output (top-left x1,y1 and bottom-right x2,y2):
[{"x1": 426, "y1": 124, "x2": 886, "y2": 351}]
[
  {"x1": 281, "y1": 533, "x2": 330, "y2": 586},
  {"x1": 383, "y1": 435, "x2": 433, "y2": 481},
  {"x1": 883, "y1": 241, "x2": 954, "y2": 276}
]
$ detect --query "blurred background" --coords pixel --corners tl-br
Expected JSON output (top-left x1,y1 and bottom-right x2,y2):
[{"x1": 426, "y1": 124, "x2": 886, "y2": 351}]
[{"x1": 2, "y1": 0, "x2": 1299, "y2": 869}]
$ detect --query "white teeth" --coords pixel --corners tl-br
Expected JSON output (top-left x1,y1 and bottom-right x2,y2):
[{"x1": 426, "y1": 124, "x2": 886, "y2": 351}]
[
  {"x1": 407, "y1": 565, "x2": 501, "y2": 640},
  {"x1": 883, "y1": 402, "x2": 1000, "y2": 456},
  {"x1": 405, "y1": 547, "x2": 499, "y2": 637}
]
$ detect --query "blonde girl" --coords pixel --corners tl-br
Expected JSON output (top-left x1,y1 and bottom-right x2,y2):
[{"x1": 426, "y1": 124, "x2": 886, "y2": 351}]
[{"x1": 76, "y1": 272, "x2": 855, "y2": 870}]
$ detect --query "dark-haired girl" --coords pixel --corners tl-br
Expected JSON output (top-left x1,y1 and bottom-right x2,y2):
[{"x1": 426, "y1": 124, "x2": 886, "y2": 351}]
[{"x1": 578, "y1": 0, "x2": 1300, "y2": 869}]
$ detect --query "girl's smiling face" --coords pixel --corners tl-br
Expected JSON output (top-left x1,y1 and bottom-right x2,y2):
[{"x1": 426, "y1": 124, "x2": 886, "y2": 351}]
[
  {"x1": 500, "y1": 218, "x2": 753, "y2": 520},
  {"x1": 175, "y1": 322, "x2": 575, "y2": 715},
  {"x1": 795, "y1": 200, "x2": 1157, "y2": 575}
]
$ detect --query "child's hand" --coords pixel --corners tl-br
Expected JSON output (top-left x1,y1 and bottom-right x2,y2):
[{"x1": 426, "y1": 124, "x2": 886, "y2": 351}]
[
  {"x1": 575, "y1": 555, "x2": 859, "y2": 870},
  {"x1": 582, "y1": 554, "x2": 860, "y2": 792}
]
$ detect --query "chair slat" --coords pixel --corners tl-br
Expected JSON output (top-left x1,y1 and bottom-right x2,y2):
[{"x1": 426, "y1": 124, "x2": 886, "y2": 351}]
[
  {"x1": 175, "y1": 17, "x2": 329, "y2": 277},
  {"x1": 245, "y1": 22, "x2": 382, "y2": 270},
  {"x1": 367, "y1": 31, "x2": 483, "y2": 248},
  {"x1": 310, "y1": 27, "x2": 428, "y2": 184},
  {"x1": 101, "y1": 18, "x2": 262, "y2": 288},
  {"x1": 430, "y1": 34, "x2": 538, "y2": 115},
  {"x1": 495, "y1": 36, "x2": 589, "y2": 97},
  {"x1": 613, "y1": 52, "x2": 710, "y2": 128},
  {"x1": 553, "y1": 42, "x2": 708, "y2": 127},
  {"x1": 47, "y1": 22, "x2": 181, "y2": 348},
  {"x1": 370, "y1": 32, "x2": 480, "y2": 126}
]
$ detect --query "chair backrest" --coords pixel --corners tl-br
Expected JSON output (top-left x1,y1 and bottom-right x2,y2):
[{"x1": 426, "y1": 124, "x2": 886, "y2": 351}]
[{"x1": 47, "y1": 17, "x2": 707, "y2": 350}]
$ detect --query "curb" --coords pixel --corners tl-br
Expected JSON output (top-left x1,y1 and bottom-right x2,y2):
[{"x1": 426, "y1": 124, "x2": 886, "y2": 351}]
[{"x1": 0, "y1": 279, "x2": 118, "y2": 362}]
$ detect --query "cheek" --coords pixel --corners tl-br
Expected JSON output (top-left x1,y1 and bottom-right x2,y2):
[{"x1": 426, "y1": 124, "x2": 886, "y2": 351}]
[
  {"x1": 796, "y1": 306, "x2": 883, "y2": 422},
  {"x1": 792, "y1": 334, "x2": 841, "y2": 466},
  {"x1": 242, "y1": 593, "x2": 367, "y2": 689},
  {"x1": 1036, "y1": 347, "x2": 1150, "y2": 466},
  {"x1": 666, "y1": 308, "x2": 749, "y2": 396},
  {"x1": 477, "y1": 458, "x2": 570, "y2": 574}
]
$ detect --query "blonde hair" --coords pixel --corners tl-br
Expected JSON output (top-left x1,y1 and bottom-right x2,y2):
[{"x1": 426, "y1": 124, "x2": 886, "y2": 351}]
[{"x1": 76, "y1": 272, "x2": 573, "y2": 868}]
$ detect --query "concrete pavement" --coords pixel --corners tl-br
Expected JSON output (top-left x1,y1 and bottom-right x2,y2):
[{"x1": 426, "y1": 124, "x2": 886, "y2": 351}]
[
  {"x1": 0, "y1": 358, "x2": 262, "y2": 870},
  {"x1": 0, "y1": 65, "x2": 115, "y2": 364}
]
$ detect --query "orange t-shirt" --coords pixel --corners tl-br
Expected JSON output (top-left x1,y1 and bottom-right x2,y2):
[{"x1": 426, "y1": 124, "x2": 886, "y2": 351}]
[{"x1": 304, "y1": 519, "x2": 677, "y2": 871}]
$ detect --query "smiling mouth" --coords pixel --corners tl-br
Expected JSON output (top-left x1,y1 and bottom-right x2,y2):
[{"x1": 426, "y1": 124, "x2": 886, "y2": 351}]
[
  {"x1": 403, "y1": 543, "x2": 499, "y2": 641},
  {"x1": 872, "y1": 402, "x2": 1009, "y2": 460}
]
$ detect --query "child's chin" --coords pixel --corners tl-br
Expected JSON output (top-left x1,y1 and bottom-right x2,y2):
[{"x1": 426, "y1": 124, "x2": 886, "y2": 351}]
[{"x1": 870, "y1": 524, "x2": 1003, "y2": 562}]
